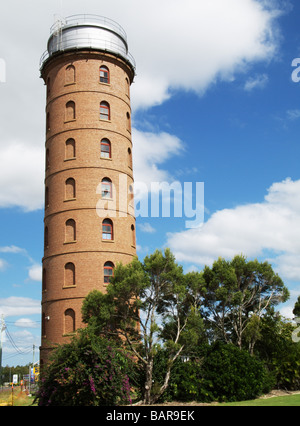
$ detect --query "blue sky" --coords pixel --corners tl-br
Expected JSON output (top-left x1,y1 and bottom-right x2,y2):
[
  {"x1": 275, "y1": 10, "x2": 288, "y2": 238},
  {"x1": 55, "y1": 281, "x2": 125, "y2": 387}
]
[{"x1": 1, "y1": 0, "x2": 300, "y2": 365}]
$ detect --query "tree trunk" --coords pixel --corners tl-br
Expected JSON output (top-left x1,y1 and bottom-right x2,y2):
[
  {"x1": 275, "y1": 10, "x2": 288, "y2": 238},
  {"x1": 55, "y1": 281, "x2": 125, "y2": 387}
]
[{"x1": 144, "y1": 358, "x2": 154, "y2": 405}]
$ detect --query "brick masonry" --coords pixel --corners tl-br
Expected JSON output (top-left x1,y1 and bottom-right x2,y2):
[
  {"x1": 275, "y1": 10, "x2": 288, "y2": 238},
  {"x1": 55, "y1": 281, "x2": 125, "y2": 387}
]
[{"x1": 40, "y1": 50, "x2": 136, "y2": 365}]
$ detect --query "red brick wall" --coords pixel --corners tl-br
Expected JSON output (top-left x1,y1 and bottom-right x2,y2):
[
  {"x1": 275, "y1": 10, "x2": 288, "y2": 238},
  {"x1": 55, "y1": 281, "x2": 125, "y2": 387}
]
[{"x1": 40, "y1": 51, "x2": 136, "y2": 364}]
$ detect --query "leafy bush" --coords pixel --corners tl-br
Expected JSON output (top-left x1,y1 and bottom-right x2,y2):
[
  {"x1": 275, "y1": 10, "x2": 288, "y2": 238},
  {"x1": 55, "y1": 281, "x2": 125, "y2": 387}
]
[
  {"x1": 198, "y1": 342, "x2": 273, "y2": 402},
  {"x1": 36, "y1": 330, "x2": 135, "y2": 406},
  {"x1": 154, "y1": 343, "x2": 273, "y2": 403}
]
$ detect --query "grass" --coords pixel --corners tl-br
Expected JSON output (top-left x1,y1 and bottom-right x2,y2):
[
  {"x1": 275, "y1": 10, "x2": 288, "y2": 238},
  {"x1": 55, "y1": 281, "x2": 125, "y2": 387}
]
[
  {"x1": 0, "y1": 387, "x2": 36, "y2": 406},
  {"x1": 219, "y1": 393, "x2": 300, "y2": 406},
  {"x1": 1, "y1": 386, "x2": 299, "y2": 406}
]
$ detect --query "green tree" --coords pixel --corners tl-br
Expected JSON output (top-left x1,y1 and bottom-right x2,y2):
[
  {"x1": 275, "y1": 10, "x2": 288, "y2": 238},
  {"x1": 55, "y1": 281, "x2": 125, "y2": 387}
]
[
  {"x1": 293, "y1": 296, "x2": 300, "y2": 318},
  {"x1": 202, "y1": 255, "x2": 289, "y2": 353},
  {"x1": 254, "y1": 309, "x2": 300, "y2": 390},
  {"x1": 82, "y1": 249, "x2": 204, "y2": 405}
]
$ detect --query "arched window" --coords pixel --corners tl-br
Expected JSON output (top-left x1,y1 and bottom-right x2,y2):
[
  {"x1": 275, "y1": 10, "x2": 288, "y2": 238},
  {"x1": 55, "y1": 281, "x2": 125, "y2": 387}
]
[
  {"x1": 46, "y1": 112, "x2": 50, "y2": 132},
  {"x1": 101, "y1": 139, "x2": 111, "y2": 159},
  {"x1": 65, "y1": 219, "x2": 76, "y2": 243},
  {"x1": 47, "y1": 77, "x2": 51, "y2": 97},
  {"x1": 46, "y1": 148, "x2": 50, "y2": 170},
  {"x1": 44, "y1": 227, "x2": 49, "y2": 249},
  {"x1": 100, "y1": 101, "x2": 110, "y2": 121},
  {"x1": 64, "y1": 309, "x2": 75, "y2": 334},
  {"x1": 125, "y1": 77, "x2": 130, "y2": 97},
  {"x1": 66, "y1": 101, "x2": 76, "y2": 121},
  {"x1": 45, "y1": 186, "x2": 49, "y2": 208},
  {"x1": 102, "y1": 219, "x2": 113, "y2": 240},
  {"x1": 100, "y1": 66, "x2": 110, "y2": 84},
  {"x1": 101, "y1": 178, "x2": 112, "y2": 199},
  {"x1": 64, "y1": 263, "x2": 75, "y2": 287},
  {"x1": 65, "y1": 65, "x2": 76, "y2": 85},
  {"x1": 128, "y1": 147, "x2": 132, "y2": 169},
  {"x1": 126, "y1": 112, "x2": 131, "y2": 133},
  {"x1": 42, "y1": 313, "x2": 46, "y2": 337},
  {"x1": 131, "y1": 224, "x2": 136, "y2": 247},
  {"x1": 104, "y1": 261, "x2": 114, "y2": 284},
  {"x1": 65, "y1": 139, "x2": 76, "y2": 159},
  {"x1": 65, "y1": 178, "x2": 76, "y2": 200},
  {"x1": 42, "y1": 268, "x2": 47, "y2": 292}
]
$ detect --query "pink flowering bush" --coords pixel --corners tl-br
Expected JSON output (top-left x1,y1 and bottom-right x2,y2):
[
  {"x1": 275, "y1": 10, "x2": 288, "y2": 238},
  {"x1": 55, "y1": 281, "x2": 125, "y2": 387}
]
[{"x1": 36, "y1": 330, "x2": 135, "y2": 406}]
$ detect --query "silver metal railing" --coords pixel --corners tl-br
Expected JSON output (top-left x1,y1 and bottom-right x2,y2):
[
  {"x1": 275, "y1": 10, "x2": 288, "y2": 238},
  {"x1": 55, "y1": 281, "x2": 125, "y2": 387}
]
[{"x1": 40, "y1": 15, "x2": 136, "y2": 72}]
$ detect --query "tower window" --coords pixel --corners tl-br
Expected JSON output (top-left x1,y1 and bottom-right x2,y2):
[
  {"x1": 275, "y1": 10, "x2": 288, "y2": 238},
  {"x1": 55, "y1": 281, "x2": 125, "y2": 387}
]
[
  {"x1": 104, "y1": 261, "x2": 114, "y2": 284},
  {"x1": 100, "y1": 66, "x2": 110, "y2": 84},
  {"x1": 64, "y1": 262, "x2": 76, "y2": 287},
  {"x1": 46, "y1": 148, "x2": 50, "y2": 170},
  {"x1": 125, "y1": 77, "x2": 130, "y2": 97},
  {"x1": 101, "y1": 178, "x2": 112, "y2": 198},
  {"x1": 46, "y1": 112, "x2": 50, "y2": 132},
  {"x1": 42, "y1": 313, "x2": 46, "y2": 337},
  {"x1": 44, "y1": 226, "x2": 49, "y2": 249},
  {"x1": 65, "y1": 219, "x2": 76, "y2": 243},
  {"x1": 42, "y1": 268, "x2": 47, "y2": 292},
  {"x1": 65, "y1": 65, "x2": 76, "y2": 85},
  {"x1": 100, "y1": 101, "x2": 110, "y2": 121},
  {"x1": 66, "y1": 101, "x2": 76, "y2": 121},
  {"x1": 65, "y1": 138, "x2": 76, "y2": 160},
  {"x1": 126, "y1": 112, "x2": 131, "y2": 133},
  {"x1": 128, "y1": 147, "x2": 132, "y2": 169},
  {"x1": 102, "y1": 219, "x2": 113, "y2": 240},
  {"x1": 131, "y1": 224, "x2": 136, "y2": 247},
  {"x1": 45, "y1": 186, "x2": 49, "y2": 208},
  {"x1": 47, "y1": 77, "x2": 51, "y2": 97},
  {"x1": 101, "y1": 139, "x2": 111, "y2": 159},
  {"x1": 65, "y1": 178, "x2": 76, "y2": 200},
  {"x1": 64, "y1": 309, "x2": 76, "y2": 335}
]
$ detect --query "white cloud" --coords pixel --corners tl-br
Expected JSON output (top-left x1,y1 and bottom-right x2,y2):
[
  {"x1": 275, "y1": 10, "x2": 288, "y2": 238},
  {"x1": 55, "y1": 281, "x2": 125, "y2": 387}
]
[
  {"x1": 129, "y1": 0, "x2": 282, "y2": 109},
  {"x1": 0, "y1": 259, "x2": 8, "y2": 271},
  {"x1": 138, "y1": 223, "x2": 156, "y2": 234},
  {"x1": 167, "y1": 178, "x2": 300, "y2": 283},
  {"x1": 0, "y1": 142, "x2": 44, "y2": 211},
  {"x1": 0, "y1": 297, "x2": 41, "y2": 317},
  {"x1": 287, "y1": 109, "x2": 300, "y2": 120},
  {"x1": 0, "y1": 246, "x2": 27, "y2": 254},
  {"x1": 0, "y1": 0, "x2": 284, "y2": 211},
  {"x1": 28, "y1": 264, "x2": 42, "y2": 282},
  {"x1": 14, "y1": 318, "x2": 40, "y2": 329},
  {"x1": 244, "y1": 73, "x2": 269, "y2": 91},
  {"x1": 133, "y1": 129, "x2": 184, "y2": 196}
]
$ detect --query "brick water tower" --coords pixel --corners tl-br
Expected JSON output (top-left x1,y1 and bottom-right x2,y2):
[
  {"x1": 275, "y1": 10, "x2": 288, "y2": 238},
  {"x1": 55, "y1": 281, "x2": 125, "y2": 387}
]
[{"x1": 39, "y1": 15, "x2": 136, "y2": 365}]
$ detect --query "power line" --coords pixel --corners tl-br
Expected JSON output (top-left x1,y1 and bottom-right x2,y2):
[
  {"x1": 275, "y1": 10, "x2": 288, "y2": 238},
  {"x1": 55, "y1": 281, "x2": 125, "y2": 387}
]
[
  {"x1": 3, "y1": 348, "x2": 32, "y2": 361},
  {"x1": 5, "y1": 328, "x2": 24, "y2": 354}
]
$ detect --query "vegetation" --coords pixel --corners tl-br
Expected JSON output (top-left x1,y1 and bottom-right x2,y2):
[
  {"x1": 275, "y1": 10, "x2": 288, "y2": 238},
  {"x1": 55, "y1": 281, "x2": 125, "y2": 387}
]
[
  {"x1": 220, "y1": 393, "x2": 300, "y2": 406},
  {"x1": 82, "y1": 249, "x2": 204, "y2": 404},
  {"x1": 35, "y1": 249, "x2": 300, "y2": 406},
  {"x1": 35, "y1": 330, "x2": 137, "y2": 406},
  {"x1": 1, "y1": 365, "x2": 30, "y2": 384}
]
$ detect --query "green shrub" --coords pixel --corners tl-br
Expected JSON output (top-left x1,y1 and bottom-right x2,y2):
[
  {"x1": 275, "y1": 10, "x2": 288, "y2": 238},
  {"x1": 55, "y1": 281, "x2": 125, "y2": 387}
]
[
  {"x1": 198, "y1": 342, "x2": 273, "y2": 402},
  {"x1": 154, "y1": 343, "x2": 273, "y2": 403},
  {"x1": 36, "y1": 330, "x2": 135, "y2": 406}
]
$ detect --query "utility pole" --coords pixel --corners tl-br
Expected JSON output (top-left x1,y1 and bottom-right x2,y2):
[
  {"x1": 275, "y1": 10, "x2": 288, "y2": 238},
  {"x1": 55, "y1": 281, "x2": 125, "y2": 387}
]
[
  {"x1": 28, "y1": 344, "x2": 35, "y2": 396},
  {"x1": 0, "y1": 315, "x2": 6, "y2": 388}
]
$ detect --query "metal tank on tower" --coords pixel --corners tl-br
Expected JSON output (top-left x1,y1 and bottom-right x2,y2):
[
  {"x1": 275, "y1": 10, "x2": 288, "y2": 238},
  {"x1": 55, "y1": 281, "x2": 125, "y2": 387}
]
[{"x1": 39, "y1": 15, "x2": 136, "y2": 365}]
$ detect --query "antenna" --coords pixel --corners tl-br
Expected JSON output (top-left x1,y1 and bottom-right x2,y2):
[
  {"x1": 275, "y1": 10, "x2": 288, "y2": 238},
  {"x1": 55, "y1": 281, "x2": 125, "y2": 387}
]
[{"x1": 52, "y1": 14, "x2": 65, "y2": 52}]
